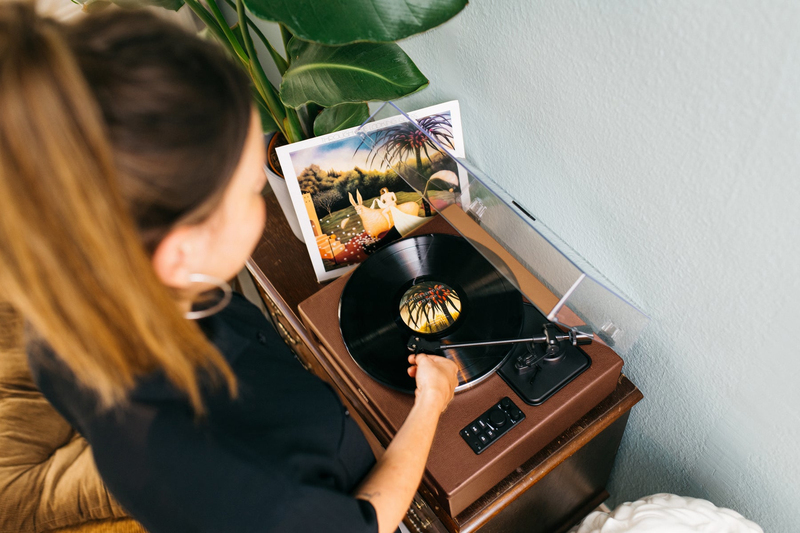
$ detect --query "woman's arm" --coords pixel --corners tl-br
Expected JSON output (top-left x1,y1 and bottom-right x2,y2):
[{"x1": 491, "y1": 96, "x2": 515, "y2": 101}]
[{"x1": 354, "y1": 353, "x2": 458, "y2": 533}]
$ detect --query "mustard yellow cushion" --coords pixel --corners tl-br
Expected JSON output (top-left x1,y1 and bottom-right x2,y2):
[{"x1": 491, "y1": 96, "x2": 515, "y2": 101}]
[{"x1": 0, "y1": 305, "x2": 137, "y2": 533}]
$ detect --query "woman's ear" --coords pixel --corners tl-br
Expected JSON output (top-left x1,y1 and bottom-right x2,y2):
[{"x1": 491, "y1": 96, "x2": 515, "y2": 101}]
[{"x1": 151, "y1": 225, "x2": 202, "y2": 289}]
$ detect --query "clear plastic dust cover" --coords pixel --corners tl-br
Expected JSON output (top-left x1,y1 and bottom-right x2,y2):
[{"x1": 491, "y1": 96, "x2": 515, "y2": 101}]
[{"x1": 355, "y1": 102, "x2": 649, "y2": 356}]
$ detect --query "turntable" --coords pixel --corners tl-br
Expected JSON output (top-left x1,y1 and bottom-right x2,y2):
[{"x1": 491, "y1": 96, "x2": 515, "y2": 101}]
[{"x1": 247, "y1": 103, "x2": 648, "y2": 532}]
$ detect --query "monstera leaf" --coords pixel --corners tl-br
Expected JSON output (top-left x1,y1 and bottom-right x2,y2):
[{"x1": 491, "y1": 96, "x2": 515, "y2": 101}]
[
  {"x1": 243, "y1": 0, "x2": 467, "y2": 45},
  {"x1": 280, "y1": 39, "x2": 428, "y2": 109}
]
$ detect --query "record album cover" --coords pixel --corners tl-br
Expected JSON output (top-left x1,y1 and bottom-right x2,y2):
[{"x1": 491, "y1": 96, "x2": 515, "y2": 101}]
[{"x1": 276, "y1": 101, "x2": 466, "y2": 282}]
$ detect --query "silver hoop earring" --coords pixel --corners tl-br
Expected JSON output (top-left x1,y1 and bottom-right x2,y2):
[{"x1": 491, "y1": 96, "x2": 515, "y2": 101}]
[{"x1": 184, "y1": 273, "x2": 232, "y2": 320}]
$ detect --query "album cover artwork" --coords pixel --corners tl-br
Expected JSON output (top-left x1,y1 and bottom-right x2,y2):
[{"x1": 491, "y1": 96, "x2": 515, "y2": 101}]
[{"x1": 276, "y1": 101, "x2": 466, "y2": 282}]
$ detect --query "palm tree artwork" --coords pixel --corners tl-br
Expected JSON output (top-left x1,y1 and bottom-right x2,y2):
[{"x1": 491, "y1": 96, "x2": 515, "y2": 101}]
[
  {"x1": 359, "y1": 114, "x2": 456, "y2": 215},
  {"x1": 399, "y1": 281, "x2": 462, "y2": 335}
]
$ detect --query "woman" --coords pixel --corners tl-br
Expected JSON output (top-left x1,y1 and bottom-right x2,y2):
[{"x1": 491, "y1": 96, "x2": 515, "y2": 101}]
[{"x1": 0, "y1": 4, "x2": 458, "y2": 533}]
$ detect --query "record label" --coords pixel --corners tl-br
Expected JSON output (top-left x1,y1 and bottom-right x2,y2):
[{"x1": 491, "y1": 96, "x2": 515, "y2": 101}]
[{"x1": 399, "y1": 281, "x2": 462, "y2": 334}]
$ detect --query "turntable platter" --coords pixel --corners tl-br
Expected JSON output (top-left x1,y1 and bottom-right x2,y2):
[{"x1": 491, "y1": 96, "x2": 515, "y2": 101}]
[{"x1": 339, "y1": 234, "x2": 524, "y2": 393}]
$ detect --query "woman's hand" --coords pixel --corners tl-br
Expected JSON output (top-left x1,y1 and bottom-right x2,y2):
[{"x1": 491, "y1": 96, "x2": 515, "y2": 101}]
[{"x1": 407, "y1": 353, "x2": 458, "y2": 413}]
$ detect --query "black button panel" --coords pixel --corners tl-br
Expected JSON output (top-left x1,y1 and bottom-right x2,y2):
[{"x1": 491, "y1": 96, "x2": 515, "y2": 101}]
[{"x1": 460, "y1": 397, "x2": 525, "y2": 454}]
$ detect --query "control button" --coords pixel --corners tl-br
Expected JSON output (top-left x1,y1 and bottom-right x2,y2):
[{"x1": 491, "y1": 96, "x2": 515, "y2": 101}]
[
  {"x1": 489, "y1": 409, "x2": 507, "y2": 428},
  {"x1": 460, "y1": 397, "x2": 525, "y2": 455}
]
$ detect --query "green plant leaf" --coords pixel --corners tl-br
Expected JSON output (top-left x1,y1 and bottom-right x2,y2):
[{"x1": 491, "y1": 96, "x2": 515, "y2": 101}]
[
  {"x1": 313, "y1": 103, "x2": 369, "y2": 137},
  {"x1": 297, "y1": 103, "x2": 323, "y2": 138},
  {"x1": 243, "y1": 0, "x2": 467, "y2": 45},
  {"x1": 255, "y1": 98, "x2": 279, "y2": 134},
  {"x1": 280, "y1": 39, "x2": 428, "y2": 108},
  {"x1": 229, "y1": 22, "x2": 247, "y2": 52}
]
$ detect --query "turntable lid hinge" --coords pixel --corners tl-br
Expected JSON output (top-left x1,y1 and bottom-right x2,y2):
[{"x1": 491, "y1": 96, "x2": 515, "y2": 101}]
[{"x1": 467, "y1": 198, "x2": 487, "y2": 224}]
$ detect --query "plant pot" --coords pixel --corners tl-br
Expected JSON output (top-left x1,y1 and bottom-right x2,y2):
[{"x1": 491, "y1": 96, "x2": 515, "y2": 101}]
[{"x1": 264, "y1": 132, "x2": 304, "y2": 242}]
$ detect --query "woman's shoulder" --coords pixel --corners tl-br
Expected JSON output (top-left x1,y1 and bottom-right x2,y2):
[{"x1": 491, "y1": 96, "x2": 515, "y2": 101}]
[{"x1": 26, "y1": 292, "x2": 295, "y2": 426}]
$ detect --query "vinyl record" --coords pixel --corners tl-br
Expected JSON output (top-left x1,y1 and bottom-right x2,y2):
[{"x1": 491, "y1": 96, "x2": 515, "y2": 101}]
[{"x1": 339, "y1": 233, "x2": 524, "y2": 393}]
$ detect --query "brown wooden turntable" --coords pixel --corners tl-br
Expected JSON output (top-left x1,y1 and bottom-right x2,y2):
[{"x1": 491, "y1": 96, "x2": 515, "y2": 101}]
[{"x1": 247, "y1": 192, "x2": 643, "y2": 533}]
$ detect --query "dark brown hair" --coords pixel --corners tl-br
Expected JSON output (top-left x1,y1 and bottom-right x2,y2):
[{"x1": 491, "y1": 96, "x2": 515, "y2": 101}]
[{"x1": 66, "y1": 9, "x2": 253, "y2": 253}]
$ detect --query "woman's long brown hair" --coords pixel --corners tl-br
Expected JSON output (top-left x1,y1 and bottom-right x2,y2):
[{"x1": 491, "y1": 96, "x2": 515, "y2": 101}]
[{"x1": 0, "y1": 3, "x2": 242, "y2": 412}]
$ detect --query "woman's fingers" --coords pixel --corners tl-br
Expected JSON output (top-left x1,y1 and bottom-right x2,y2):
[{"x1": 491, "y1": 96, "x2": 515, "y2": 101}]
[{"x1": 409, "y1": 353, "x2": 459, "y2": 412}]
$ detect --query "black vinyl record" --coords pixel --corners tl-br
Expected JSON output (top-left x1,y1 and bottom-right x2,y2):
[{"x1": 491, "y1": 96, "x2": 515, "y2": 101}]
[{"x1": 339, "y1": 233, "x2": 524, "y2": 393}]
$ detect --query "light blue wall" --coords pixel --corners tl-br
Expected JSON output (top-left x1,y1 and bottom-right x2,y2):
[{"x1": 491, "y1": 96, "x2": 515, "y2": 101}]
[{"x1": 394, "y1": 1, "x2": 799, "y2": 531}]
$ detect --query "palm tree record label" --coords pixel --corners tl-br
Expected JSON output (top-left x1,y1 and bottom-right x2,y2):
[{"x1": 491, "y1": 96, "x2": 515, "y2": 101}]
[{"x1": 399, "y1": 281, "x2": 462, "y2": 334}]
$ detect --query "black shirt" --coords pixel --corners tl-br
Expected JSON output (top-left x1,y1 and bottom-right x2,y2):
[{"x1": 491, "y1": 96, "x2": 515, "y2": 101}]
[{"x1": 27, "y1": 293, "x2": 379, "y2": 533}]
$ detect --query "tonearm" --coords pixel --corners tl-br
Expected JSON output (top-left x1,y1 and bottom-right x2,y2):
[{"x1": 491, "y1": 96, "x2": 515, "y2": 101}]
[{"x1": 407, "y1": 324, "x2": 593, "y2": 365}]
